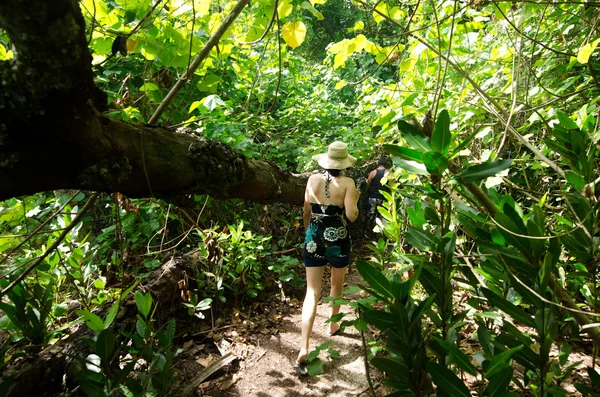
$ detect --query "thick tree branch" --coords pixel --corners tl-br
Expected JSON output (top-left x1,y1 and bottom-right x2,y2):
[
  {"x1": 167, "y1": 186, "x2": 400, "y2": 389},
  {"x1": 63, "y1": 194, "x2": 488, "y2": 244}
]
[
  {"x1": 0, "y1": 112, "x2": 307, "y2": 204},
  {"x1": 0, "y1": 0, "x2": 306, "y2": 205}
]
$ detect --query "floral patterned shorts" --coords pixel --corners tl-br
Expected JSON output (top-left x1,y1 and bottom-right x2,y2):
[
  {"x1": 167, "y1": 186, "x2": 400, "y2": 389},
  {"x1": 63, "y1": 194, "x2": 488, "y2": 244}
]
[{"x1": 303, "y1": 203, "x2": 351, "y2": 268}]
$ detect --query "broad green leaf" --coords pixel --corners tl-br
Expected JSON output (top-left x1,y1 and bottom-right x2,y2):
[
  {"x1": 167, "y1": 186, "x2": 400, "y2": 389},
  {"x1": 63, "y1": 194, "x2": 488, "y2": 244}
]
[
  {"x1": 454, "y1": 160, "x2": 512, "y2": 183},
  {"x1": 277, "y1": 0, "x2": 293, "y2": 18},
  {"x1": 203, "y1": 95, "x2": 225, "y2": 111},
  {"x1": 197, "y1": 74, "x2": 222, "y2": 93},
  {"x1": 356, "y1": 260, "x2": 394, "y2": 299},
  {"x1": 422, "y1": 151, "x2": 448, "y2": 176},
  {"x1": 301, "y1": 1, "x2": 324, "y2": 20},
  {"x1": 484, "y1": 366, "x2": 513, "y2": 396},
  {"x1": 334, "y1": 80, "x2": 347, "y2": 90},
  {"x1": 557, "y1": 111, "x2": 579, "y2": 130},
  {"x1": 371, "y1": 357, "x2": 409, "y2": 379},
  {"x1": 481, "y1": 289, "x2": 535, "y2": 328},
  {"x1": 432, "y1": 336, "x2": 477, "y2": 375},
  {"x1": 363, "y1": 309, "x2": 397, "y2": 332},
  {"x1": 431, "y1": 109, "x2": 451, "y2": 154},
  {"x1": 134, "y1": 291, "x2": 152, "y2": 318},
  {"x1": 485, "y1": 345, "x2": 524, "y2": 378},
  {"x1": 307, "y1": 358, "x2": 326, "y2": 375},
  {"x1": 140, "y1": 82, "x2": 158, "y2": 92},
  {"x1": 392, "y1": 158, "x2": 429, "y2": 175},
  {"x1": 77, "y1": 310, "x2": 105, "y2": 332},
  {"x1": 477, "y1": 323, "x2": 494, "y2": 358},
  {"x1": 397, "y1": 120, "x2": 431, "y2": 153},
  {"x1": 282, "y1": 21, "x2": 307, "y2": 49},
  {"x1": 426, "y1": 361, "x2": 471, "y2": 397},
  {"x1": 96, "y1": 329, "x2": 116, "y2": 363},
  {"x1": 384, "y1": 144, "x2": 423, "y2": 162},
  {"x1": 587, "y1": 367, "x2": 600, "y2": 387},
  {"x1": 577, "y1": 37, "x2": 600, "y2": 64},
  {"x1": 103, "y1": 301, "x2": 120, "y2": 329},
  {"x1": 565, "y1": 170, "x2": 586, "y2": 191},
  {"x1": 351, "y1": 20, "x2": 364, "y2": 31}
]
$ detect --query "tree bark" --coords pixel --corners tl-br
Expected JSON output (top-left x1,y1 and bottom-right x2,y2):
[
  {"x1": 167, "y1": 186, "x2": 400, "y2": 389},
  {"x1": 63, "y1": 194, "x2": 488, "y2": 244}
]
[{"x1": 0, "y1": 0, "x2": 307, "y2": 205}]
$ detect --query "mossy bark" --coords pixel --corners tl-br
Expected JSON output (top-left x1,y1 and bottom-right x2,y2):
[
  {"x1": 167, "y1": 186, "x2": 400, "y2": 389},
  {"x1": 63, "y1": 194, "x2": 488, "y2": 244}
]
[{"x1": 0, "y1": 0, "x2": 306, "y2": 205}]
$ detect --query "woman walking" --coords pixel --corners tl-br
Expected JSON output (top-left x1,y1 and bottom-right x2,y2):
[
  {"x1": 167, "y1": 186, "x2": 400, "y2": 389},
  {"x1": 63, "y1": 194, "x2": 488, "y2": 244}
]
[{"x1": 296, "y1": 141, "x2": 360, "y2": 374}]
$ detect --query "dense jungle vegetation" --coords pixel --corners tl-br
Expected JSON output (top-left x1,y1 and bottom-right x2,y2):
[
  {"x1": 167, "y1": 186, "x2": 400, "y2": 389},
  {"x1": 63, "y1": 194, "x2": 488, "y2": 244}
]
[{"x1": 1, "y1": 0, "x2": 600, "y2": 395}]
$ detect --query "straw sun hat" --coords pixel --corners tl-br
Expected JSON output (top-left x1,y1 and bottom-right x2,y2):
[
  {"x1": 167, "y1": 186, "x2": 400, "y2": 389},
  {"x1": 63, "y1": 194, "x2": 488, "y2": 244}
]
[{"x1": 313, "y1": 141, "x2": 357, "y2": 170}]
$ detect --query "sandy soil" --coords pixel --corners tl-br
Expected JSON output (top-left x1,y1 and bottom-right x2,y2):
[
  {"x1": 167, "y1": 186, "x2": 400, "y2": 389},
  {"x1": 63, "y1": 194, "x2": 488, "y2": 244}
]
[{"x1": 198, "y1": 269, "x2": 378, "y2": 397}]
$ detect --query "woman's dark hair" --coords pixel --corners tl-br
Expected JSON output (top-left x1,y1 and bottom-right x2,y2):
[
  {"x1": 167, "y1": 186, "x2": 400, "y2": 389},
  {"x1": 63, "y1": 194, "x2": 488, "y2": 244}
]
[
  {"x1": 325, "y1": 169, "x2": 342, "y2": 177},
  {"x1": 378, "y1": 156, "x2": 390, "y2": 167}
]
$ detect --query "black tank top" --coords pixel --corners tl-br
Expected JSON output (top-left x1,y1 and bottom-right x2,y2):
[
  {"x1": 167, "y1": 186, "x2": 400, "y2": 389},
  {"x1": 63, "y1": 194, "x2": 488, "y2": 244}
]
[{"x1": 368, "y1": 169, "x2": 389, "y2": 199}]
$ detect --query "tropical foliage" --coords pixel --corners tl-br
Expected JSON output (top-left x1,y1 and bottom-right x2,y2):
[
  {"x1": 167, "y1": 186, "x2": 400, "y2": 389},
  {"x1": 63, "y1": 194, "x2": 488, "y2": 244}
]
[{"x1": 2, "y1": 0, "x2": 600, "y2": 395}]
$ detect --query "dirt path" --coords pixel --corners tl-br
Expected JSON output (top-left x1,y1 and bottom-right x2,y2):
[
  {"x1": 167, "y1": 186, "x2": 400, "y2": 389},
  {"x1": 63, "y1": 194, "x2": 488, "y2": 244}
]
[{"x1": 207, "y1": 269, "x2": 374, "y2": 397}]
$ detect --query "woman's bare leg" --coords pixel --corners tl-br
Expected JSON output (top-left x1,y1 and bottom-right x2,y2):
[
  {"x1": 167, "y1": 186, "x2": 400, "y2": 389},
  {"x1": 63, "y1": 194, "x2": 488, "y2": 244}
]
[
  {"x1": 327, "y1": 266, "x2": 347, "y2": 336},
  {"x1": 297, "y1": 266, "x2": 325, "y2": 363}
]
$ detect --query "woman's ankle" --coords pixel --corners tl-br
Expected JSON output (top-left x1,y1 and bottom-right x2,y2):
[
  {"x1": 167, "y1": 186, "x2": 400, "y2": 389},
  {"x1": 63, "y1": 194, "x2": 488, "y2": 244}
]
[{"x1": 297, "y1": 348, "x2": 309, "y2": 363}]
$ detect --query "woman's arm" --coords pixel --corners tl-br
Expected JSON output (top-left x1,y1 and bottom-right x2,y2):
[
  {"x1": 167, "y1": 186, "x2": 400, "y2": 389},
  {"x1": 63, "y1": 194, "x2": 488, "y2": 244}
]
[
  {"x1": 366, "y1": 170, "x2": 375, "y2": 192},
  {"x1": 344, "y1": 178, "x2": 360, "y2": 222},
  {"x1": 303, "y1": 177, "x2": 312, "y2": 230}
]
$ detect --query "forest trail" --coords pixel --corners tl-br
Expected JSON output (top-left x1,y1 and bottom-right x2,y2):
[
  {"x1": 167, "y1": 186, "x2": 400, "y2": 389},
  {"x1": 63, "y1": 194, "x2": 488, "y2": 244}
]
[{"x1": 206, "y1": 268, "x2": 375, "y2": 397}]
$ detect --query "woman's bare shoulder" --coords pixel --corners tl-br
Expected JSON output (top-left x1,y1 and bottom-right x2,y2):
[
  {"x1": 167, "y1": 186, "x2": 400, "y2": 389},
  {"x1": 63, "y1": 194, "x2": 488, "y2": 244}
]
[{"x1": 340, "y1": 176, "x2": 356, "y2": 187}]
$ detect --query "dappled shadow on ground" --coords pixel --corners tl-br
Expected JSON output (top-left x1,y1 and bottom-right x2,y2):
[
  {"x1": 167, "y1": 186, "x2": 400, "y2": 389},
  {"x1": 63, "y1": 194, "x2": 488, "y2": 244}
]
[{"x1": 204, "y1": 269, "x2": 372, "y2": 396}]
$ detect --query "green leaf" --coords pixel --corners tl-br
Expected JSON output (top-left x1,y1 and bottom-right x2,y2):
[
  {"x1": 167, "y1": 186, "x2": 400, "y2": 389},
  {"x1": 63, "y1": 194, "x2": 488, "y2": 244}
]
[
  {"x1": 431, "y1": 109, "x2": 451, "y2": 154},
  {"x1": 577, "y1": 37, "x2": 600, "y2": 64},
  {"x1": 397, "y1": 120, "x2": 431, "y2": 153},
  {"x1": 565, "y1": 170, "x2": 586, "y2": 191},
  {"x1": 426, "y1": 361, "x2": 471, "y2": 397},
  {"x1": 481, "y1": 289, "x2": 535, "y2": 328},
  {"x1": 136, "y1": 317, "x2": 147, "y2": 338},
  {"x1": 404, "y1": 226, "x2": 437, "y2": 251},
  {"x1": 477, "y1": 323, "x2": 494, "y2": 358},
  {"x1": 392, "y1": 158, "x2": 430, "y2": 175},
  {"x1": 96, "y1": 329, "x2": 116, "y2": 363},
  {"x1": 203, "y1": 95, "x2": 225, "y2": 111},
  {"x1": 454, "y1": 160, "x2": 512, "y2": 183},
  {"x1": 384, "y1": 144, "x2": 423, "y2": 162},
  {"x1": 484, "y1": 366, "x2": 513, "y2": 396},
  {"x1": 485, "y1": 345, "x2": 523, "y2": 379},
  {"x1": 371, "y1": 357, "x2": 409, "y2": 379},
  {"x1": 422, "y1": 151, "x2": 448, "y2": 176},
  {"x1": 282, "y1": 21, "x2": 307, "y2": 49},
  {"x1": 77, "y1": 310, "x2": 105, "y2": 332},
  {"x1": 557, "y1": 111, "x2": 580, "y2": 130},
  {"x1": 134, "y1": 291, "x2": 152, "y2": 318},
  {"x1": 432, "y1": 336, "x2": 477, "y2": 375},
  {"x1": 559, "y1": 343, "x2": 570, "y2": 366},
  {"x1": 103, "y1": 301, "x2": 119, "y2": 330},
  {"x1": 539, "y1": 251, "x2": 553, "y2": 291},
  {"x1": 356, "y1": 260, "x2": 395, "y2": 300},
  {"x1": 363, "y1": 309, "x2": 397, "y2": 332},
  {"x1": 307, "y1": 358, "x2": 326, "y2": 376},
  {"x1": 587, "y1": 367, "x2": 600, "y2": 387}
]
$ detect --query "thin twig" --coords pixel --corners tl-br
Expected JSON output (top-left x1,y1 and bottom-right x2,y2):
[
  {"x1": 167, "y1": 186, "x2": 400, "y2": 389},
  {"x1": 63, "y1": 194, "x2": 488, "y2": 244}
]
[
  {"x1": 504, "y1": 264, "x2": 600, "y2": 317},
  {"x1": 237, "y1": 0, "x2": 279, "y2": 45},
  {"x1": 148, "y1": 0, "x2": 250, "y2": 124},
  {"x1": 359, "y1": 316, "x2": 377, "y2": 397},
  {"x1": 0, "y1": 191, "x2": 82, "y2": 267},
  {"x1": 1, "y1": 193, "x2": 98, "y2": 295}
]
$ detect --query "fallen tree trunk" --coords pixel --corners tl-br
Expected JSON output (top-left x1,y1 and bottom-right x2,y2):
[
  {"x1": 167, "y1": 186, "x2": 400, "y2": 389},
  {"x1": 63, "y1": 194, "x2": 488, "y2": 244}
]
[
  {"x1": 0, "y1": 0, "x2": 307, "y2": 205},
  {"x1": 0, "y1": 256, "x2": 201, "y2": 397},
  {"x1": 0, "y1": 112, "x2": 308, "y2": 205}
]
